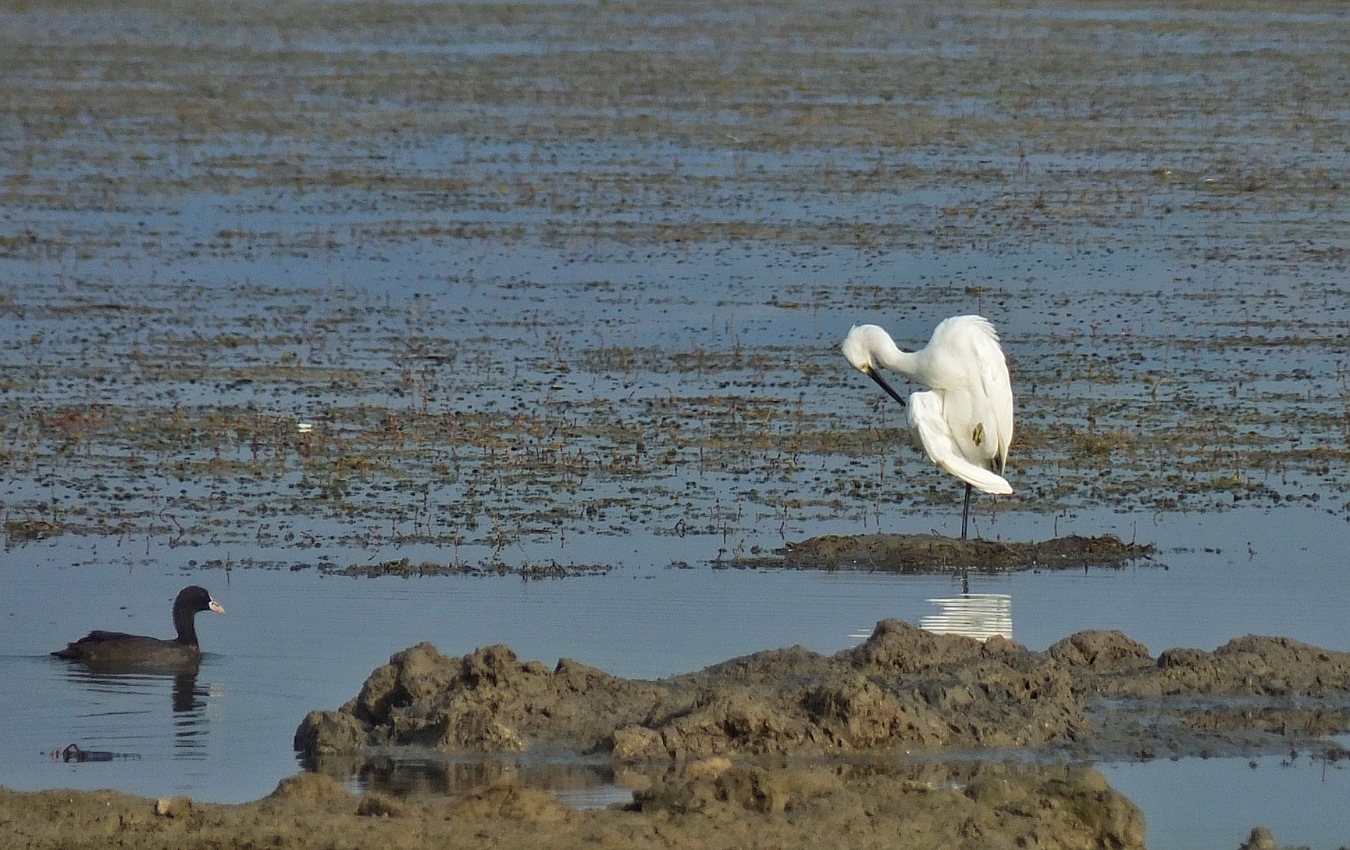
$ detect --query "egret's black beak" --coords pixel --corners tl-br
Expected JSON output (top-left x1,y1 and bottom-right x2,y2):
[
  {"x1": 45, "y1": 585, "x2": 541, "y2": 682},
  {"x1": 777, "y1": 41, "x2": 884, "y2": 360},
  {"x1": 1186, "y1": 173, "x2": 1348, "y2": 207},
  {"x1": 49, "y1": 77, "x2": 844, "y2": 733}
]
[{"x1": 862, "y1": 364, "x2": 907, "y2": 408}]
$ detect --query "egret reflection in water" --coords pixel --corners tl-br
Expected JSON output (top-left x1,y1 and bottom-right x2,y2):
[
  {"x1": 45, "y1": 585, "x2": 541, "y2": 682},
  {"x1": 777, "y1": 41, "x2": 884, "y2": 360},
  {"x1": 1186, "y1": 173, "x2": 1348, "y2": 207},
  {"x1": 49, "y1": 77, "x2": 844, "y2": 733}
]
[{"x1": 919, "y1": 593, "x2": 1013, "y2": 642}]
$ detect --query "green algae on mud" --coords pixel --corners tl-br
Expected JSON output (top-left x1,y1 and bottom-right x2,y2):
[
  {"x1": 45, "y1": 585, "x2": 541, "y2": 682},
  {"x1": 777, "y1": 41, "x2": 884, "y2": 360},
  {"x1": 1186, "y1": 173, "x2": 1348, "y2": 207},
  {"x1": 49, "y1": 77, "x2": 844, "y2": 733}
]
[{"x1": 741, "y1": 532, "x2": 1157, "y2": 572}]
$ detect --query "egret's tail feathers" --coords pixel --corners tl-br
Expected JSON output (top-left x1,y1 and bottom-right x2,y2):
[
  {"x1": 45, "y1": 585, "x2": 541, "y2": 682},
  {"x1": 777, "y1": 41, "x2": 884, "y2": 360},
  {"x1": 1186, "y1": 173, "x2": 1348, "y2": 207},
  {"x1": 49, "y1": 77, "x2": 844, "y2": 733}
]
[
  {"x1": 907, "y1": 392, "x2": 1013, "y2": 495},
  {"x1": 936, "y1": 458, "x2": 1012, "y2": 495}
]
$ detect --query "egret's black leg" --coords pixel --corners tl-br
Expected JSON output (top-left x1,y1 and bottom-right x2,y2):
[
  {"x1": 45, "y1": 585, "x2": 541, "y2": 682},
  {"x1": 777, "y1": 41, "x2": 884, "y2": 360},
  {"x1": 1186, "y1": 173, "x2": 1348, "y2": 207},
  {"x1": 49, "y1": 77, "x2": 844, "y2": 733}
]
[{"x1": 960, "y1": 483, "x2": 973, "y2": 540}]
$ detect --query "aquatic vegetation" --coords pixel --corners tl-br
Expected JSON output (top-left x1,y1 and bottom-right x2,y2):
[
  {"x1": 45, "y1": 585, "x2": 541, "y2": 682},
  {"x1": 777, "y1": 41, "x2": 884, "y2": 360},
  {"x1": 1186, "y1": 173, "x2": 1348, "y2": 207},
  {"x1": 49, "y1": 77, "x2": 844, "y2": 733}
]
[{"x1": 0, "y1": 0, "x2": 1347, "y2": 567}]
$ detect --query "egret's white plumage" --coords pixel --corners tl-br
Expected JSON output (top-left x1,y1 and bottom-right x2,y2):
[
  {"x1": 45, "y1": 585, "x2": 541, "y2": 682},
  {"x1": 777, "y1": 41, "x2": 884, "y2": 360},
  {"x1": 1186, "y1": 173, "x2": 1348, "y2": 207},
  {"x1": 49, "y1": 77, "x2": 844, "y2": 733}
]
[{"x1": 841, "y1": 315, "x2": 1014, "y2": 538}]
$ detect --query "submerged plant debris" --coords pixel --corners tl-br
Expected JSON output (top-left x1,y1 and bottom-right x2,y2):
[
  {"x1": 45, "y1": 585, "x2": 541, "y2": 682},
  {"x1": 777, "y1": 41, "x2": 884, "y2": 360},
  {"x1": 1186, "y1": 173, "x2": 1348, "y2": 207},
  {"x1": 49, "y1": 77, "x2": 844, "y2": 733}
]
[
  {"x1": 0, "y1": 0, "x2": 1348, "y2": 572},
  {"x1": 320, "y1": 557, "x2": 613, "y2": 580}
]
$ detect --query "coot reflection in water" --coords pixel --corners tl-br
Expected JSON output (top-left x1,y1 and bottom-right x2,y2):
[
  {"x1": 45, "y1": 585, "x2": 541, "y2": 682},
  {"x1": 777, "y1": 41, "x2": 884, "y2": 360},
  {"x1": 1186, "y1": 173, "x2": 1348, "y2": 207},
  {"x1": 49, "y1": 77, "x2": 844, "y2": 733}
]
[{"x1": 59, "y1": 664, "x2": 214, "y2": 758}]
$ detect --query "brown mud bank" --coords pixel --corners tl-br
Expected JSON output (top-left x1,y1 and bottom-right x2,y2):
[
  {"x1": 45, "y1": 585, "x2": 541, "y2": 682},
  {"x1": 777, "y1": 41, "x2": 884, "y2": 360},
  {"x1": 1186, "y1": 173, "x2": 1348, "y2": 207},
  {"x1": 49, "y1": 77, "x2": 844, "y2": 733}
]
[
  {"x1": 0, "y1": 768, "x2": 1313, "y2": 850},
  {"x1": 741, "y1": 532, "x2": 1156, "y2": 571},
  {"x1": 1, "y1": 765, "x2": 1146, "y2": 850},
  {"x1": 296, "y1": 621, "x2": 1350, "y2": 766}
]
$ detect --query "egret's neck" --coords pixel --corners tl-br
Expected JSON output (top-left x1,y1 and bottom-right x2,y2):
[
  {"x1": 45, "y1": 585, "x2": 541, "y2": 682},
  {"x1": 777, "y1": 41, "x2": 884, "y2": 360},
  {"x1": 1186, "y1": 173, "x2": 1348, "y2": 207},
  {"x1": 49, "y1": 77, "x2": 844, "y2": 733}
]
[{"x1": 874, "y1": 339, "x2": 923, "y2": 379}]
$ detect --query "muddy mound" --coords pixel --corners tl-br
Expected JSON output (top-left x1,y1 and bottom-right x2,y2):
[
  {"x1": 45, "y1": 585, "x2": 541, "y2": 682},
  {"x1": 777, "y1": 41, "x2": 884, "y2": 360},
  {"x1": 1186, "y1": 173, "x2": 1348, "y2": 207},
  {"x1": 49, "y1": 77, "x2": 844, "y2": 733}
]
[
  {"x1": 297, "y1": 622, "x2": 1092, "y2": 763},
  {"x1": 0, "y1": 761, "x2": 1146, "y2": 850},
  {"x1": 297, "y1": 620, "x2": 1350, "y2": 767},
  {"x1": 295, "y1": 642, "x2": 667, "y2": 758},
  {"x1": 615, "y1": 620, "x2": 1087, "y2": 760},
  {"x1": 744, "y1": 533, "x2": 1155, "y2": 572},
  {"x1": 629, "y1": 759, "x2": 1143, "y2": 850}
]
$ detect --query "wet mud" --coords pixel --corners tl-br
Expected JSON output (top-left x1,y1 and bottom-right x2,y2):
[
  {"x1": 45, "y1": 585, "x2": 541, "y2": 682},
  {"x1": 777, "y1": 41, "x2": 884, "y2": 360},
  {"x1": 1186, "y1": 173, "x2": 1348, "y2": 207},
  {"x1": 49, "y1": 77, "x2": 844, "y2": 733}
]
[
  {"x1": 295, "y1": 621, "x2": 1350, "y2": 767},
  {"x1": 0, "y1": 765, "x2": 1148, "y2": 850},
  {"x1": 280, "y1": 622, "x2": 1350, "y2": 848},
  {"x1": 745, "y1": 532, "x2": 1156, "y2": 571}
]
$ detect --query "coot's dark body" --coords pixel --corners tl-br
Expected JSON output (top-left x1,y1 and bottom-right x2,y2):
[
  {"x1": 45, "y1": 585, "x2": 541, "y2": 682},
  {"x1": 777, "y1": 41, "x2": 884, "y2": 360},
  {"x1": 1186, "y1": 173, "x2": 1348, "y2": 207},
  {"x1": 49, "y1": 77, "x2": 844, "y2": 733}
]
[{"x1": 53, "y1": 586, "x2": 225, "y2": 669}]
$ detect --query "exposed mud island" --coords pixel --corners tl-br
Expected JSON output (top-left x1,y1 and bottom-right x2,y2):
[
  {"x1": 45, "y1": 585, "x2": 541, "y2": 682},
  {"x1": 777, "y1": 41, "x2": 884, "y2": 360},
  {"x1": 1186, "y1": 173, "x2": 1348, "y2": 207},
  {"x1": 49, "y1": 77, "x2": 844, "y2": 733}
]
[
  {"x1": 2, "y1": 0, "x2": 1348, "y2": 846},
  {"x1": 12, "y1": 624, "x2": 1350, "y2": 849}
]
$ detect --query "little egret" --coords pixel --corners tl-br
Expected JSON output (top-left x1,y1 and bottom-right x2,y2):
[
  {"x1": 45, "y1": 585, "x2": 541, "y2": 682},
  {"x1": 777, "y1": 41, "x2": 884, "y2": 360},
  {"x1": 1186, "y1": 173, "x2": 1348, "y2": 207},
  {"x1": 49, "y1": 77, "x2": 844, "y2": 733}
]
[{"x1": 841, "y1": 315, "x2": 1014, "y2": 539}]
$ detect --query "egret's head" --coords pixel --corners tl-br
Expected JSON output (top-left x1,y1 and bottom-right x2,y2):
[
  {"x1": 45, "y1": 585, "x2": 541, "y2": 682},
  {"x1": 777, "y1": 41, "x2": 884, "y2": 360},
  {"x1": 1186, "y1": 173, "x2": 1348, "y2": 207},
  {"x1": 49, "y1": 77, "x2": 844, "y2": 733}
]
[
  {"x1": 841, "y1": 324, "x2": 907, "y2": 408},
  {"x1": 841, "y1": 324, "x2": 882, "y2": 372}
]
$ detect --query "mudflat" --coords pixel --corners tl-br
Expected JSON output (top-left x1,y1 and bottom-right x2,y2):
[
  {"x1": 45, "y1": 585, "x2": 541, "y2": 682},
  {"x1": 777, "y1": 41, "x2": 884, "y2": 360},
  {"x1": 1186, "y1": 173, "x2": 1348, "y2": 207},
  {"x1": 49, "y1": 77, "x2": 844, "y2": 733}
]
[{"x1": 3, "y1": 0, "x2": 1348, "y2": 846}]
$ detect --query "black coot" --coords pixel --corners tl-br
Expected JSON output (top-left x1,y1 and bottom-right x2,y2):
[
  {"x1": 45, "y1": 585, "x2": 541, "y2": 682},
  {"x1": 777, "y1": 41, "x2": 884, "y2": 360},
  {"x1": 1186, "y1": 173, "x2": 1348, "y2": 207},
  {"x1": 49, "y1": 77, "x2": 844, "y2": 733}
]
[{"x1": 53, "y1": 586, "x2": 225, "y2": 669}]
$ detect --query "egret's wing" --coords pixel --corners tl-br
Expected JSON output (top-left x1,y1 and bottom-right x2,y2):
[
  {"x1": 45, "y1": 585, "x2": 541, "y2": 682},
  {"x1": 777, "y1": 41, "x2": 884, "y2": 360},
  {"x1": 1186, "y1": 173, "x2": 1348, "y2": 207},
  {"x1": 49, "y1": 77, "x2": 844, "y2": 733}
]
[
  {"x1": 934, "y1": 317, "x2": 1015, "y2": 477},
  {"x1": 938, "y1": 316, "x2": 1015, "y2": 474},
  {"x1": 908, "y1": 392, "x2": 1013, "y2": 495},
  {"x1": 970, "y1": 330, "x2": 1014, "y2": 473}
]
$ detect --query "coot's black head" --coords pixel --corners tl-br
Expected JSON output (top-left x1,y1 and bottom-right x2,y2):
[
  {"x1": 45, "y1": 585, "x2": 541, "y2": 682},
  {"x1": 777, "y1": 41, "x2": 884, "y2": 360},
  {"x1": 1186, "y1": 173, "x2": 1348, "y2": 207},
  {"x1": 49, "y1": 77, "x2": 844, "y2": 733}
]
[
  {"x1": 171, "y1": 587, "x2": 225, "y2": 646},
  {"x1": 175, "y1": 585, "x2": 225, "y2": 616}
]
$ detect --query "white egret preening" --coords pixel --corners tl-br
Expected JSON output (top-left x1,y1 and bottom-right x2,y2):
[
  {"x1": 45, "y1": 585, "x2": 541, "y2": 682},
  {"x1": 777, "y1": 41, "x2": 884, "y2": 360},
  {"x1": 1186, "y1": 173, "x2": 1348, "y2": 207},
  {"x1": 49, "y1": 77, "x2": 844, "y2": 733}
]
[{"x1": 841, "y1": 315, "x2": 1014, "y2": 539}]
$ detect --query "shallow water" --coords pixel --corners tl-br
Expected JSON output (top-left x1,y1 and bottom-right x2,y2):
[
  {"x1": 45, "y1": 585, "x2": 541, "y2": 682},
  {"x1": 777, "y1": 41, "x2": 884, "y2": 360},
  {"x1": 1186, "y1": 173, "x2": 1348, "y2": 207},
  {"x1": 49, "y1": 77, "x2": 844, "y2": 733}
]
[
  {"x1": 1105, "y1": 754, "x2": 1350, "y2": 850},
  {"x1": 5, "y1": 504, "x2": 1350, "y2": 846}
]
